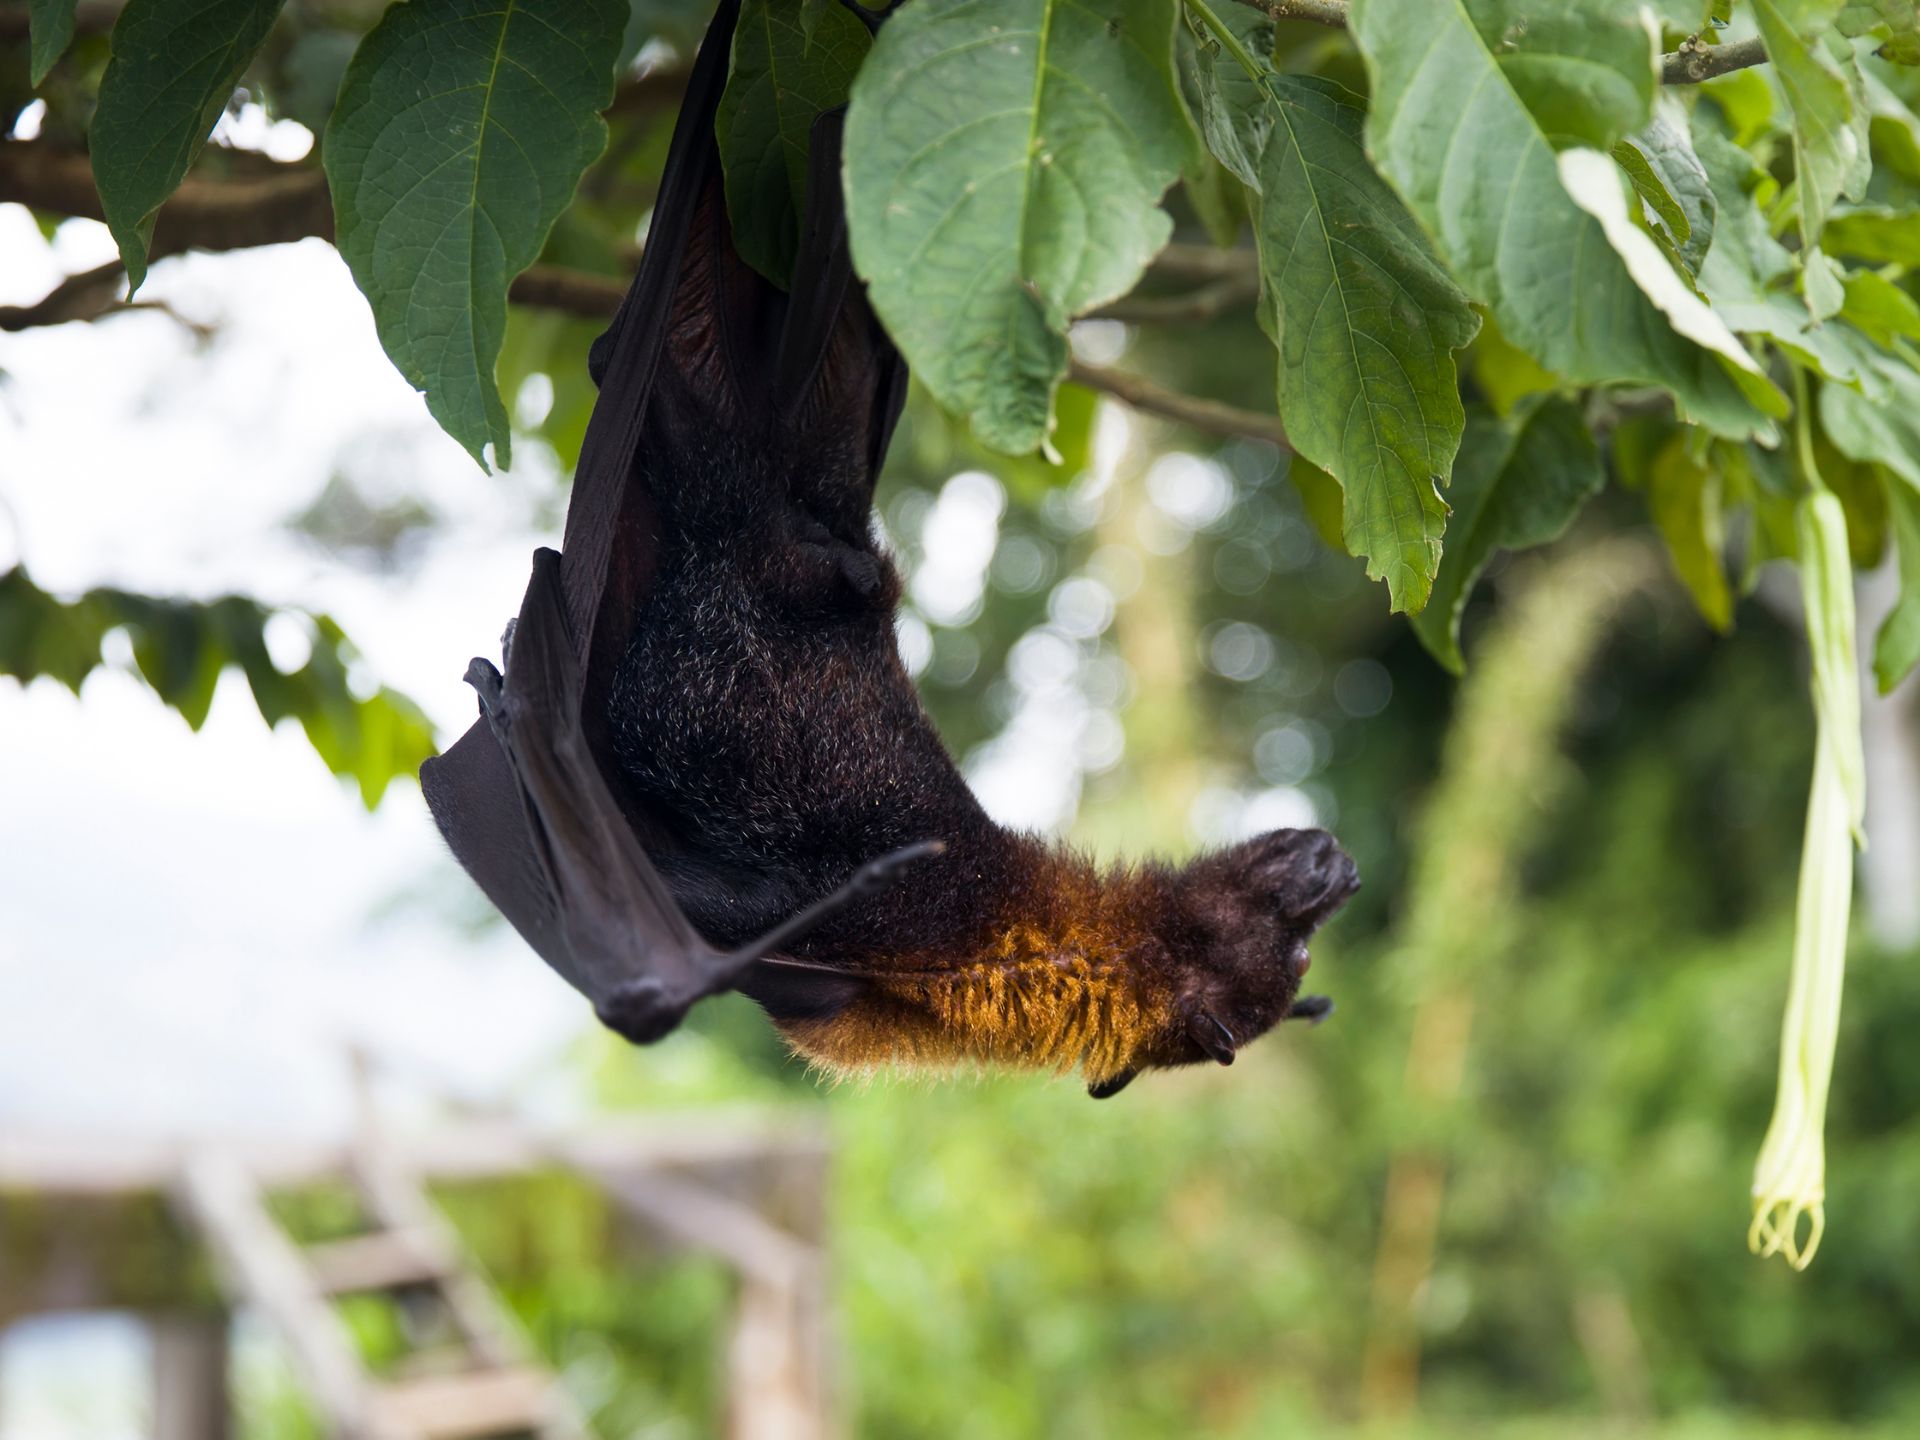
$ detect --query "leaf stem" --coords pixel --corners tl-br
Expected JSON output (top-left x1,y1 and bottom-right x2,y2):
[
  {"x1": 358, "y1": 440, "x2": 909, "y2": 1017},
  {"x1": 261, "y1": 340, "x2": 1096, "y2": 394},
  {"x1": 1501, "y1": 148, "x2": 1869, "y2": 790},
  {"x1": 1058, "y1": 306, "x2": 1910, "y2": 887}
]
[{"x1": 1188, "y1": 0, "x2": 1268, "y2": 85}]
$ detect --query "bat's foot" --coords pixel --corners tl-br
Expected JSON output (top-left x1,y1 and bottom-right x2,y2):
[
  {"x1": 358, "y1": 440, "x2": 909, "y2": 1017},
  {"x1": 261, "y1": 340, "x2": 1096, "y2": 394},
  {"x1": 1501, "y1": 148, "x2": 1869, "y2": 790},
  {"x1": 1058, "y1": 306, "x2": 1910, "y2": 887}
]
[{"x1": 594, "y1": 977, "x2": 690, "y2": 1046}]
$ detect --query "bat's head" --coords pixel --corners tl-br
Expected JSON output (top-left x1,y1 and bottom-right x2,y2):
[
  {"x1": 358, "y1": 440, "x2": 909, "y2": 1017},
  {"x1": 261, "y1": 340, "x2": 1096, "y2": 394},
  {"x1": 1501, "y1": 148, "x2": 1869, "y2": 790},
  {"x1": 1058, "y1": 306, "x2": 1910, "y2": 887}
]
[{"x1": 1094, "y1": 828, "x2": 1356, "y2": 1095}]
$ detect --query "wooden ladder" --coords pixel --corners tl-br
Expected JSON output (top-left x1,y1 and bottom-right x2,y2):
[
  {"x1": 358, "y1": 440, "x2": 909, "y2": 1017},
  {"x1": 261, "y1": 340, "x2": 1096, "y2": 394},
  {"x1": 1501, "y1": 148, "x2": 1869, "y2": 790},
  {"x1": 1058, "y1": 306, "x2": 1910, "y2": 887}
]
[{"x1": 177, "y1": 1144, "x2": 590, "y2": 1440}]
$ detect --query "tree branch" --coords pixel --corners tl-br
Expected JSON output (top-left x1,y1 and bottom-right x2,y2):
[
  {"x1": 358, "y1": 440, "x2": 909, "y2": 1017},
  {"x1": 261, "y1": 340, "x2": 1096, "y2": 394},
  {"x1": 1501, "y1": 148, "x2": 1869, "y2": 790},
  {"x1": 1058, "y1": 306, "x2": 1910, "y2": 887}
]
[
  {"x1": 1147, "y1": 241, "x2": 1258, "y2": 286},
  {"x1": 0, "y1": 140, "x2": 1262, "y2": 328},
  {"x1": 507, "y1": 265, "x2": 626, "y2": 318},
  {"x1": 1069, "y1": 359, "x2": 1289, "y2": 446},
  {"x1": 1092, "y1": 276, "x2": 1259, "y2": 325},
  {"x1": 0, "y1": 2, "x2": 121, "y2": 44},
  {"x1": 0, "y1": 260, "x2": 127, "y2": 331},
  {"x1": 0, "y1": 142, "x2": 333, "y2": 256},
  {"x1": 1233, "y1": 0, "x2": 1350, "y2": 26},
  {"x1": 1229, "y1": 1, "x2": 1771, "y2": 85},
  {"x1": 1659, "y1": 35, "x2": 1769, "y2": 84}
]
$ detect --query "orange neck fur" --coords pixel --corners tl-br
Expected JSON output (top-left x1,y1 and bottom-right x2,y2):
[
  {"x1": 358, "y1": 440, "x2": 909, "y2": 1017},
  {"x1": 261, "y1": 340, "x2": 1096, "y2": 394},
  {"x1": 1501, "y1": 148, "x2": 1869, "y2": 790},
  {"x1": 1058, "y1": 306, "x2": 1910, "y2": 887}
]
[{"x1": 774, "y1": 849, "x2": 1180, "y2": 1087}]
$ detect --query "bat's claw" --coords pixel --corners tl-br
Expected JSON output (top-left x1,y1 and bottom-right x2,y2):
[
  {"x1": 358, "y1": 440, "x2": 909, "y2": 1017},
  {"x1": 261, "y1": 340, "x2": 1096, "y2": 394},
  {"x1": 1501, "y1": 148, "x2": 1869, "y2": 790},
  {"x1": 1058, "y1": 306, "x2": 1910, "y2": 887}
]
[
  {"x1": 466, "y1": 658, "x2": 510, "y2": 749},
  {"x1": 1287, "y1": 994, "x2": 1334, "y2": 1025},
  {"x1": 722, "y1": 839, "x2": 947, "y2": 970},
  {"x1": 848, "y1": 838, "x2": 946, "y2": 896},
  {"x1": 466, "y1": 656, "x2": 505, "y2": 713}
]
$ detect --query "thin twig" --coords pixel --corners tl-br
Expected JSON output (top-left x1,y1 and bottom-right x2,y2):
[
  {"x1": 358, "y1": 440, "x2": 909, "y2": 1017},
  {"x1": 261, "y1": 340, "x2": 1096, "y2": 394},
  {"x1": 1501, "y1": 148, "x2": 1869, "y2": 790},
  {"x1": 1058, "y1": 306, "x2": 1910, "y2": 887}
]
[
  {"x1": 1147, "y1": 242, "x2": 1259, "y2": 285},
  {"x1": 0, "y1": 260, "x2": 127, "y2": 332},
  {"x1": 507, "y1": 265, "x2": 626, "y2": 318},
  {"x1": 1093, "y1": 276, "x2": 1259, "y2": 325},
  {"x1": 1069, "y1": 359, "x2": 1289, "y2": 446},
  {"x1": 1659, "y1": 34, "x2": 1769, "y2": 84},
  {"x1": 1234, "y1": 0, "x2": 1351, "y2": 26}
]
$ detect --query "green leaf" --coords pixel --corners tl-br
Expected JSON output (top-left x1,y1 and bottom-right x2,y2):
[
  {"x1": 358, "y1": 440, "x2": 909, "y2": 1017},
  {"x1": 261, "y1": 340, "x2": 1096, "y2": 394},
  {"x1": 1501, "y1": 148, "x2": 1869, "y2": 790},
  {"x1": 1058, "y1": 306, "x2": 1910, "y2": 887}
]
[
  {"x1": 1647, "y1": 432, "x2": 1735, "y2": 631},
  {"x1": 1838, "y1": 266, "x2": 1920, "y2": 345},
  {"x1": 1557, "y1": 147, "x2": 1785, "y2": 418},
  {"x1": 1468, "y1": 309, "x2": 1562, "y2": 416},
  {"x1": 89, "y1": 0, "x2": 287, "y2": 292},
  {"x1": 1823, "y1": 205, "x2": 1920, "y2": 262},
  {"x1": 1350, "y1": 0, "x2": 1772, "y2": 439},
  {"x1": 1706, "y1": 67, "x2": 1778, "y2": 147},
  {"x1": 27, "y1": 0, "x2": 78, "y2": 86},
  {"x1": 1693, "y1": 120, "x2": 1885, "y2": 392},
  {"x1": 1751, "y1": 0, "x2": 1872, "y2": 246},
  {"x1": 1613, "y1": 104, "x2": 1717, "y2": 272},
  {"x1": 1288, "y1": 454, "x2": 1347, "y2": 550},
  {"x1": 1802, "y1": 244, "x2": 1849, "y2": 320},
  {"x1": 0, "y1": 567, "x2": 435, "y2": 808},
  {"x1": 1411, "y1": 398, "x2": 1604, "y2": 673},
  {"x1": 1171, "y1": 23, "x2": 1249, "y2": 245},
  {"x1": 1841, "y1": 0, "x2": 1920, "y2": 65},
  {"x1": 1479, "y1": 0, "x2": 1658, "y2": 151},
  {"x1": 1876, "y1": 481, "x2": 1920, "y2": 690},
  {"x1": 1821, "y1": 349, "x2": 1920, "y2": 491},
  {"x1": 717, "y1": 0, "x2": 872, "y2": 285},
  {"x1": 1185, "y1": 1, "x2": 1273, "y2": 189},
  {"x1": 324, "y1": 0, "x2": 627, "y2": 471},
  {"x1": 1250, "y1": 75, "x2": 1479, "y2": 613},
  {"x1": 845, "y1": 0, "x2": 1188, "y2": 454},
  {"x1": 801, "y1": 0, "x2": 837, "y2": 46}
]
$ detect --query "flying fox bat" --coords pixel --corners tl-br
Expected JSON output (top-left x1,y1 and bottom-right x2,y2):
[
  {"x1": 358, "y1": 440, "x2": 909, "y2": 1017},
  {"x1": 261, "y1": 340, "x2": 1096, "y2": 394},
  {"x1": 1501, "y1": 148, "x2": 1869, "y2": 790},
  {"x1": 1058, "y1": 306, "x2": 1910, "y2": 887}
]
[{"x1": 420, "y1": 0, "x2": 1357, "y2": 1098}]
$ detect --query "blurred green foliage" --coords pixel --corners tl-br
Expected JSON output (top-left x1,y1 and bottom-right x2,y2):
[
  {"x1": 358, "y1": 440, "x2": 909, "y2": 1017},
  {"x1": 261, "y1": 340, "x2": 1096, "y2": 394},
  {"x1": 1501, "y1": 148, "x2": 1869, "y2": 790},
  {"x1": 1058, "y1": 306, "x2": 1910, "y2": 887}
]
[{"x1": 0, "y1": 565, "x2": 435, "y2": 806}]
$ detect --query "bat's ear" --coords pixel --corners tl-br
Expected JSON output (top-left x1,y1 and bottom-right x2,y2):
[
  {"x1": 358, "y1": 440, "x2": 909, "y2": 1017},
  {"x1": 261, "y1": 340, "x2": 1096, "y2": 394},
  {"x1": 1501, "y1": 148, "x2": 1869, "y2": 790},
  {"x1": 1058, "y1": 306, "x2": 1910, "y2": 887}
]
[{"x1": 1087, "y1": 1069, "x2": 1139, "y2": 1099}]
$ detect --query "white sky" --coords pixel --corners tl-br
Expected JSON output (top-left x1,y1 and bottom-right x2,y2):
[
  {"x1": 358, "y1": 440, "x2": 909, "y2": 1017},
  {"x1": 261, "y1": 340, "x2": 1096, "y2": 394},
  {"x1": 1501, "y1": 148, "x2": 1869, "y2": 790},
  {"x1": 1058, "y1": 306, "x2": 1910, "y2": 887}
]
[{"x1": 0, "y1": 208, "x2": 591, "y2": 1144}]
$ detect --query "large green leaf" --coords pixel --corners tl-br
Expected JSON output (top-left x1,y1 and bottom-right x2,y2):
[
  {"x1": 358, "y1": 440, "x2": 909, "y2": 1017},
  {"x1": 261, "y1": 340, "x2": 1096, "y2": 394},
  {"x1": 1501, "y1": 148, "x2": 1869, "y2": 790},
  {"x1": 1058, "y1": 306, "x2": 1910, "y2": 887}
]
[
  {"x1": 1751, "y1": 0, "x2": 1871, "y2": 246},
  {"x1": 1822, "y1": 205, "x2": 1920, "y2": 262},
  {"x1": 325, "y1": 0, "x2": 627, "y2": 470},
  {"x1": 27, "y1": 0, "x2": 77, "y2": 86},
  {"x1": 1692, "y1": 120, "x2": 1884, "y2": 394},
  {"x1": 717, "y1": 0, "x2": 872, "y2": 285},
  {"x1": 89, "y1": 0, "x2": 286, "y2": 292},
  {"x1": 1411, "y1": 398, "x2": 1604, "y2": 673},
  {"x1": 1557, "y1": 146, "x2": 1785, "y2": 418},
  {"x1": 1474, "y1": 0, "x2": 1658, "y2": 151},
  {"x1": 1249, "y1": 76, "x2": 1478, "y2": 613},
  {"x1": 1349, "y1": 0, "x2": 1772, "y2": 439},
  {"x1": 844, "y1": 0, "x2": 1187, "y2": 454},
  {"x1": 1838, "y1": 266, "x2": 1920, "y2": 345},
  {"x1": 1185, "y1": 6, "x2": 1476, "y2": 611},
  {"x1": 0, "y1": 567, "x2": 434, "y2": 807},
  {"x1": 1822, "y1": 351, "x2": 1920, "y2": 491}
]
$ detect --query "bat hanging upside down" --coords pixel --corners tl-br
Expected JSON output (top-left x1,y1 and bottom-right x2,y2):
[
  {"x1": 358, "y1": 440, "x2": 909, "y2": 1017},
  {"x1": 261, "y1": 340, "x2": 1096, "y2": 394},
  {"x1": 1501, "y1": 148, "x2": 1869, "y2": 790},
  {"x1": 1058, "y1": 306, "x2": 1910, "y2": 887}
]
[{"x1": 420, "y1": 0, "x2": 1357, "y2": 1099}]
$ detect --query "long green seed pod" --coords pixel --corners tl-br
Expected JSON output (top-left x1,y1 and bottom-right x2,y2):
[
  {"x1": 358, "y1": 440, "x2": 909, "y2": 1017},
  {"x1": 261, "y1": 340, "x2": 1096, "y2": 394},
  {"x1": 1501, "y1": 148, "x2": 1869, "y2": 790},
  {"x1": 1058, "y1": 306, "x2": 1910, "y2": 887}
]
[{"x1": 1749, "y1": 490, "x2": 1864, "y2": 1270}]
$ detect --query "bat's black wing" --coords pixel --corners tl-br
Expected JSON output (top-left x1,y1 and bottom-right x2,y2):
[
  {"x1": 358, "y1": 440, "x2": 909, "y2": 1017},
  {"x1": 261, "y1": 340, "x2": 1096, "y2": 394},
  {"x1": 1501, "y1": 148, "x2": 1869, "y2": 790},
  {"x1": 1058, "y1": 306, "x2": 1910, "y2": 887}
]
[{"x1": 419, "y1": 0, "x2": 918, "y2": 1041}]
